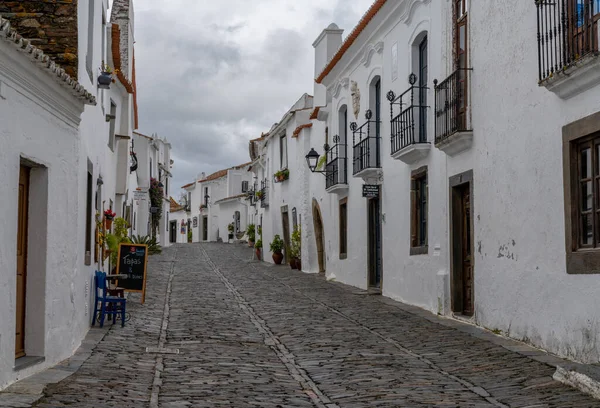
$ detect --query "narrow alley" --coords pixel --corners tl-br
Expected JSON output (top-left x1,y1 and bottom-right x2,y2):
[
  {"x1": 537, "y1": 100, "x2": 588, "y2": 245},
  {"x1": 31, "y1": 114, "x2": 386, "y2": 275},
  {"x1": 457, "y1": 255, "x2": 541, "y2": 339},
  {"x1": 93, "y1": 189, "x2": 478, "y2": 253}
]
[{"x1": 6, "y1": 243, "x2": 599, "y2": 407}]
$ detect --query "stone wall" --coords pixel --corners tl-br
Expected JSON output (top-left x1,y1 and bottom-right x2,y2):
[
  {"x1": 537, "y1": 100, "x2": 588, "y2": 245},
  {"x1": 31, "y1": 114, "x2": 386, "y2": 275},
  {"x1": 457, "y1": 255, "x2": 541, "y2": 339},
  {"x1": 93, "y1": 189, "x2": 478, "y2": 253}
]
[{"x1": 0, "y1": 1, "x2": 78, "y2": 77}]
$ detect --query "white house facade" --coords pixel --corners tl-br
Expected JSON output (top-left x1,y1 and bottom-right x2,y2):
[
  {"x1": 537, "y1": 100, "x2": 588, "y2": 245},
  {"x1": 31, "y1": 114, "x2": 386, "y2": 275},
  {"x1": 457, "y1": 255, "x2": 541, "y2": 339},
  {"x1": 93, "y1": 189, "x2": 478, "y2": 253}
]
[
  {"x1": 253, "y1": 0, "x2": 600, "y2": 365},
  {"x1": 0, "y1": 0, "x2": 172, "y2": 389}
]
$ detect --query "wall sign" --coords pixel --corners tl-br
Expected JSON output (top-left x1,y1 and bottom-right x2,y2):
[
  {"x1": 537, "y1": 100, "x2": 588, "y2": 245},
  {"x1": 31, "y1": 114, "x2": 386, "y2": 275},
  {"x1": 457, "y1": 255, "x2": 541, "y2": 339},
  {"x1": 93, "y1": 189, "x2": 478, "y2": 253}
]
[
  {"x1": 362, "y1": 184, "x2": 380, "y2": 198},
  {"x1": 193, "y1": 217, "x2": 198, "y2": 228},
  {"x1": 116, "y1": 243, "x2": 148, "y2": 304},
  {"x1": 133, "y1": 189, "x2": 147, "y2": 202}
]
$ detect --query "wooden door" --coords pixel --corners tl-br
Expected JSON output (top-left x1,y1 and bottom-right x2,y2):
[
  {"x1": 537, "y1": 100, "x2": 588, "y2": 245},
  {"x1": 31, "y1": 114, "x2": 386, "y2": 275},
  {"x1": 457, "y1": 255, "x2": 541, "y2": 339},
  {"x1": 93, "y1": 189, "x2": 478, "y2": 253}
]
[
  {"x1": 16, "y1": 166, "x2": 30, "y2": 358},
  {"x1": 451, "y1": 183, "x2": 473, "y2": 316},
  {"x1": 281, "y1": 210, "x2": 291, "y2": 264},
  {"x1": 202, "y1": 217, "x2": 208, "y2": 241},
  {"x1": 461, "y1": 187, "x2": 473, "y2": 315},
  {"x1": 367, "y1": 196, "x2": 382, "y2": 288}
]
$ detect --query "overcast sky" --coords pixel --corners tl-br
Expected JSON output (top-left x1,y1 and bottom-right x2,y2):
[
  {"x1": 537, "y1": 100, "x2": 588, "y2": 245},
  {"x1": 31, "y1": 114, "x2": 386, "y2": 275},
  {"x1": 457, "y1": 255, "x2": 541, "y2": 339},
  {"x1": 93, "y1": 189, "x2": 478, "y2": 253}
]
[{"x1": 131, "y1": 0, "x2": 373, "y2": 194}]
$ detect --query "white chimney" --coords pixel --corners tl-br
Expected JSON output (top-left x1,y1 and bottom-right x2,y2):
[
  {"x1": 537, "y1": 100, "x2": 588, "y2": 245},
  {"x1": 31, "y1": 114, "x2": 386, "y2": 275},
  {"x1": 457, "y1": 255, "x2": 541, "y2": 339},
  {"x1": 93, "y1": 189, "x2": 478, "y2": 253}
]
[{"x1": 312, "y1": 23, "x2": 344, "y2": 78}]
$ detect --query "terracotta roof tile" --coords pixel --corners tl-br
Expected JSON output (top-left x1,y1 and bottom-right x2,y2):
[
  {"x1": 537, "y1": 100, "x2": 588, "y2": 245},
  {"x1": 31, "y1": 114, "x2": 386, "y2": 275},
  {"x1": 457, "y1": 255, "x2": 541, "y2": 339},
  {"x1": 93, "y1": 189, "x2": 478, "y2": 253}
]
[
  {"x1": 111, "y1": 24, "x2": 134, "y2": 94},
  {"x1": 170, "y1": 197, "x2": 183, "y2": 212},
  {"x1": 181, "y1": 182, "x2": 194, "y2": 189},
  {"x1": 315, "y1": 0, "x2": 387, "y2": 84},
  {"x1": 198, "y1": 162, "x2": 252, "y2": 183},
  {"x1": 292, "y1": 123, "x2": 313, "y2": 138},
  {"x1": 0, "y1": 15, "x2": 96, "y2": 105},
  {"x1": 214, "y1": 193, "x2": 248, "y2": 204},
  {"x1": 309, "y1": 107, "x2": 320, "y2": 120}
]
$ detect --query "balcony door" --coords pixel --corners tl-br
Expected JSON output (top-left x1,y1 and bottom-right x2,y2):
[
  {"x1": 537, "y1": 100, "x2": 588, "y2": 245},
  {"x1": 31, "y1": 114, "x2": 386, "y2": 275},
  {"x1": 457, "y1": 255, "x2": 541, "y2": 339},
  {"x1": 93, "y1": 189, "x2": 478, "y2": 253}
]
[
  {"x1": 367, "y1": 192, "x2": 382, "y2": 289},
  {"x1": 455, "y1": 0, "x2": 468, "y2": 130},
  {"x1": 418, "y1": 35, "x2": 428, "y2": 142}
]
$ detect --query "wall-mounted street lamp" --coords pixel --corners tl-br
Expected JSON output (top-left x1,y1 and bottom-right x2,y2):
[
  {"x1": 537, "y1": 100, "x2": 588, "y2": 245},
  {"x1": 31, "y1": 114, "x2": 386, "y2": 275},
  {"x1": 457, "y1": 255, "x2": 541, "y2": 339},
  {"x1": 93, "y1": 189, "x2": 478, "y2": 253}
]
[{"x1": 305, "y1": 148, "x2": 322, "y2": 173}]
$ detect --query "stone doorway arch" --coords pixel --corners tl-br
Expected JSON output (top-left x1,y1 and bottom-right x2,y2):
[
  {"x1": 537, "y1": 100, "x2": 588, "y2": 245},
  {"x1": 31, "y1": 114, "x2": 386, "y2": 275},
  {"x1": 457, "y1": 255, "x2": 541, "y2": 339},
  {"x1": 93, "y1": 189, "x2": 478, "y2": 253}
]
[{"x1": 312, "y1": 199, "x2": 326, "y2": 273}]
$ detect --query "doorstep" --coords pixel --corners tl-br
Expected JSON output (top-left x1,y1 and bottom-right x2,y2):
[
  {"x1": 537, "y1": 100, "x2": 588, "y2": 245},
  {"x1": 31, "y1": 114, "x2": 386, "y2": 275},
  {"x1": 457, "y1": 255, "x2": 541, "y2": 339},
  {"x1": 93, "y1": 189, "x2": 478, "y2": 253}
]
[
  {"x1": 0, "y1": 326, "x2": 109, "y2": 404},
  {"x1": 376, "y1": 296, "x2": 600, "y2": 399}
]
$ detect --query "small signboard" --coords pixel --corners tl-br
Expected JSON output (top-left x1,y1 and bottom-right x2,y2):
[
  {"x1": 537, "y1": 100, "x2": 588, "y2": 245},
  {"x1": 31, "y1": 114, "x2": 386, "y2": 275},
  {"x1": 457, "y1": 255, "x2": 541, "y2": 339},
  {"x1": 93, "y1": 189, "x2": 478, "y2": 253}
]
[
  {"x1": 133, "y1": 189, "x2": 147, "y2": 202},
  {"x1": 362, "y1": 184, "x2": 380, "y2": 198},
  {"x1": 193, "y1": 217, "x2": 198, "y2": 228},
  {"x1": 116, "y1": 243, "x2": 148, "y2": 304}
]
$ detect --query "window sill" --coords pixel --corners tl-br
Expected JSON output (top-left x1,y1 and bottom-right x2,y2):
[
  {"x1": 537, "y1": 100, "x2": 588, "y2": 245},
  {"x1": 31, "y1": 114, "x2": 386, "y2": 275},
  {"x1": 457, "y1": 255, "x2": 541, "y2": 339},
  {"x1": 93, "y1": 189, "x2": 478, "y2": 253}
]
[
  {"x1": 541, "y1": 53, "x2": 600, "y2": 100},
  {"x1": 340, "y1": 253, "x2": 347, "y2": 260},
  {"x1": 410, "y1": 246, "x2": 428, "y2": 256},
  {"x1": 566, "y1": 249, "x2": 600, "y2": 274}
]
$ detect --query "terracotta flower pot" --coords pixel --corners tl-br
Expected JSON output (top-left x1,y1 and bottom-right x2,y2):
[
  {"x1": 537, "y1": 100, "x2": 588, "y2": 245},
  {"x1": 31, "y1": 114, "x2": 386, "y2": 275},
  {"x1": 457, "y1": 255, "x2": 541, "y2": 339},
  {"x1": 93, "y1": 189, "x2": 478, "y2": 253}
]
[
  {"x1": 255, "y1": 248, "x2": 261, "y2": 260},
  {"x1": 105, "y1": 218, "x2": 113, "y2": 230},
  {"x1": 272, "y1": 251, "x2": 283, "y2": 265},
  {"x1": 248, "y1": 240, "x2": 254, "y2": 248},
  {"x1": 290, "y1": 258, "x2": 297, "y2": 269}
]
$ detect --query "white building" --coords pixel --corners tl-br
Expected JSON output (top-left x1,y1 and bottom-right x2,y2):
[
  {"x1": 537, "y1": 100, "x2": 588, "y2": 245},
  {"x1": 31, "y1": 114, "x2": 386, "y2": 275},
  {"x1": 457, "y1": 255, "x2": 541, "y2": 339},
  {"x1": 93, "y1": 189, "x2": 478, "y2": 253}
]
[
  {"x1": 182, "y1": 163, "x2": 253, "y2": 243},
  {"x1": 254, "y1": 0, "x2": 600, "y2": 364},
  {"x1": 249, "y1": 94, "x2": 315, "y2": 265},
  {"x1": 0, "y1": 0, "x2": 171, "y2": 389}
]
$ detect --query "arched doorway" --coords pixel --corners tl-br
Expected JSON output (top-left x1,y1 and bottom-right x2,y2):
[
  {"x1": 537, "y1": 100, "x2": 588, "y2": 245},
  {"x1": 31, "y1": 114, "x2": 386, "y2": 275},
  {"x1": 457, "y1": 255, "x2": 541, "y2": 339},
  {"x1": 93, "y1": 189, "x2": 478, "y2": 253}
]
[{"x1": 312, "y1": 199, "x2": 325, "y2": 273}]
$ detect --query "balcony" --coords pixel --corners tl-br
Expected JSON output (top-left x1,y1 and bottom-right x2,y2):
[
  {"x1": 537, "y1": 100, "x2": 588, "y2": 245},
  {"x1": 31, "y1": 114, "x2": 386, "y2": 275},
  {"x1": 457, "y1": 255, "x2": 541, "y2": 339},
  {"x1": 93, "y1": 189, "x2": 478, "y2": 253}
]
[
  {"x1": 433, "y1": 68, "x2": 473, "y2": 157},
  {"x1": 536, "y1": 0, "x2": 600, "y2": 99},
  {"x1": 259, "y1": 179, "x2": 269, "y2": 208},
  {"x1": 351, "y1": 110, "x2": 381, "y2": 180},
  {"x1": 387, "y1": 79, "x2": 430, "y2": 164},
  {"x1": 325, "y1": 137, "x2": 348, "y2": 194}
]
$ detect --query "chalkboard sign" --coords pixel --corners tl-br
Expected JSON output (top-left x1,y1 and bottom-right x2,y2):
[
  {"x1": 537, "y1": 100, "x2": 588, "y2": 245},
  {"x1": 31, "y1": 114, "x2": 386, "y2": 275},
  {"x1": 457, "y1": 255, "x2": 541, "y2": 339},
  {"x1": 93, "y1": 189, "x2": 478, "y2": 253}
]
[
  {"x1": 362, "y1": 184, "x2": 380, "y2": 198},
  {"x1": 116, "y1": 243, "x2": 148, "y2": 303}
]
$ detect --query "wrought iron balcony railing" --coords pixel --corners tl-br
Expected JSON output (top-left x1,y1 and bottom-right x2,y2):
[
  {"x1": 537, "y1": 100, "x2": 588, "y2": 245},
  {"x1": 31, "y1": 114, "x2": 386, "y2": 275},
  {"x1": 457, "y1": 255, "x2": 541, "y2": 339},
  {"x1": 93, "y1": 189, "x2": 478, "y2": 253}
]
[
  {"x1": 351, "y1": 110, "x2": 381, "y2": 175},
  {"x1": 325, "y1": 136, "x2": 348, "y2": 189},
  {"x1": 387, "y1": 77, "x2": 429, "y2": 155},
  {"x1": 260, "y1": 179, "x2": 269, "y2": 208},
  {"x1": 536, "y1": 0, "x2": 599, "y2": 83},
  {"x1": 433, "y1": 68, "x2": 472, "y2": 144}
]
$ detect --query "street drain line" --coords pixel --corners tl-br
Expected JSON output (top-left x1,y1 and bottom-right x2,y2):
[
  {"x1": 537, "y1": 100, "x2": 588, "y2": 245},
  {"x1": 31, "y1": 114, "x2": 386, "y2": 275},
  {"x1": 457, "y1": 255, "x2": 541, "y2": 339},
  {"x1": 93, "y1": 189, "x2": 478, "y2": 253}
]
[
  {"x1": 236, "y1": 252, "x2": 509, "y2": 408},
  {"x1": 149, "y1": 249, "x2": 177, "y2": 408},
  {"x1": 201, "y1": 246, "x2": 339, "y2": 408}
]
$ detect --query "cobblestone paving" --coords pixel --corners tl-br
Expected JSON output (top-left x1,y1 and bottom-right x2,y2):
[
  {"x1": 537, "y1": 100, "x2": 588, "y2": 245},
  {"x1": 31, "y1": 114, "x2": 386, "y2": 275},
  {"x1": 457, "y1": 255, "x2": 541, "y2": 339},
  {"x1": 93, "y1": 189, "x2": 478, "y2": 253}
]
[{"x1": 17, "y1": 243, "x2": 600, "y2": 407}]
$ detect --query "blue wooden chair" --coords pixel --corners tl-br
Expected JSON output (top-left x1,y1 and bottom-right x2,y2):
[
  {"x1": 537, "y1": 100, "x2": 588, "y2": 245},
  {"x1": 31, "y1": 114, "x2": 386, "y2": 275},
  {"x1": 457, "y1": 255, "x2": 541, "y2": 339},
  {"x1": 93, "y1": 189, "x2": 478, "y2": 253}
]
[{"x1": 92, "y1": 271, "x2": 127, "y2": 328}]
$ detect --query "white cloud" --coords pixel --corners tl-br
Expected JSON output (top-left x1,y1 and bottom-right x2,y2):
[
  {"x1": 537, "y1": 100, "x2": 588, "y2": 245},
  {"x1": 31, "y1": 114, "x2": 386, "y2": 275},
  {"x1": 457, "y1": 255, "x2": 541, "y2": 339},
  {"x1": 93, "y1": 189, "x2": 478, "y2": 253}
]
[{"x1": 132, "y1": 0, "x2": 373, "y2": 191}]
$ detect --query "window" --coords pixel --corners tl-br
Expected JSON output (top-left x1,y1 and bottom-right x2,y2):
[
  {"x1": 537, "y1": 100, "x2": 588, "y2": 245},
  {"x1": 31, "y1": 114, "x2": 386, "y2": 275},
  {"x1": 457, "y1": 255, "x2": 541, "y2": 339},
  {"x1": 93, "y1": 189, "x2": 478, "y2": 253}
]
[
  {"x1": 563, "y1": 111, "x2": 600, "y2": 274},
  {"x1": 149, "y1": 158, "x2": 153, "y2": 180},
  {"x1": 85, "y1": 163, "x2": 93, "y2": 265},
  {"x1": 411, "y1": 166, "x2": 428, "y2": 254},
  {"x1": 204, "y1": 187, "x2": 209, "y2": 206},
  {"x1": 280, "y1": 133, "x2": 288, "y2": 169},
  {"x1": 455, "y1": 0, "x2": 468, "y2": 129},
  {"x1": 242, "y1": 180, "x2": 249, "y2": 192},
  {"x1": 108, "y1": 101, "x2": 116, "y2": 151},
  {"x1": 339, "y1": 198, "x2": 348, "y2": 259}
]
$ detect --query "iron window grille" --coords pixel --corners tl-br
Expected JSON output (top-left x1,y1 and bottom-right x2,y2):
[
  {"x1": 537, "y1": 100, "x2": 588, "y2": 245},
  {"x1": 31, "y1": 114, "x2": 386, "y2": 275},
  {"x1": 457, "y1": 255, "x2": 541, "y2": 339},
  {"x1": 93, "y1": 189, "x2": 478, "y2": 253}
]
[
  {"x1": 387, "y1": 73, "x2": 429, "y2": 155},
  {"x1": 260, "y1": 179, "x2": 269, "y2": 208},
  {"x1": 536, "y1": 0, "x2": 600, "y2": 83},
  {"x1": 350, "y1": 110, "x2": 381, "y2": 175},
  {"x1": 433, "y1": 67, "x2": 473, "y2": 144},
  {"x1": 325, "y1": 135, "x2": 348, "y2": 189}
]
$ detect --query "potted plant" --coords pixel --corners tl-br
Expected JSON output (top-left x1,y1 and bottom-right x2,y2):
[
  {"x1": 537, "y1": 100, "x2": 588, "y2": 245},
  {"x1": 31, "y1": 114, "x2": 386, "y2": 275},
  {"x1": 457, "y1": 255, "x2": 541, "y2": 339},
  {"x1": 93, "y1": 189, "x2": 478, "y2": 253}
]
[
  {"x1": 104, "y1": 209, "x2": 116, "y2": 230},
  {"x1": 256, "y1": 190, "x2": 263, "y2": 200},
  {"x1": 247, "y1": 224, "x2": 256, "y2": 247},
  {"x1": 98, "y1": 62, "x2": 114, "y2": 89},
  {"x1": 270, "y1": 234, "x2": 284, "y2": 265},
  {"x1": 200, "y1": 204, "x2": 207, "y2": 211},
  {"x1": 291, "y1": 225, "x2": 302, "y2": 270},
  {"x1": 105, "y1": 217, "x2": 131, "y2": 272},
  {"x1": 228, "y1": 222, "x2": 234, "y2": 241},
  {"x1": 255, "y1": 239, "x2": 262, "y2": 260}
]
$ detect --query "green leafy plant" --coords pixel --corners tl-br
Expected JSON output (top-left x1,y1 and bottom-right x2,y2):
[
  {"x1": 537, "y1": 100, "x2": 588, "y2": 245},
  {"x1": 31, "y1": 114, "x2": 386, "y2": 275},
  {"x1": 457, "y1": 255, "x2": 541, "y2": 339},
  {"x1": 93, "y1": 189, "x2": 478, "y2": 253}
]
[
  {"x1": 131, "y1": 234, "x2": 162, "y2": 255},
  {"x1": 247, "y1": 224, "x2": 256, "y2": 242},
  {"x1": 290, "y1": 225, "x2": 301, "y2": 259},
  {"x1": 187, "y1": 228, "x2": 192, "y2": 242},
  {"x1": 257, "y1": 225, "x2": 262, "y2": 236},
  {"x1": 255, "y1": 239, "x2": 262, "y2": 249},
  {"x1": 228, "y1": 222, "x2": 234, "y2": 233},
  {"x1": 316, "y1": 155, "x2": 327, "y2": 171},
  {"x1": 105, "y1": 217, "x2": 131, "y2": 266},
  {"x1": 269, "y1": 234, "x2": 284, "y2": 253},
  {"x1": 149, "y1": 178, "x2": 164, "y2": 238}
]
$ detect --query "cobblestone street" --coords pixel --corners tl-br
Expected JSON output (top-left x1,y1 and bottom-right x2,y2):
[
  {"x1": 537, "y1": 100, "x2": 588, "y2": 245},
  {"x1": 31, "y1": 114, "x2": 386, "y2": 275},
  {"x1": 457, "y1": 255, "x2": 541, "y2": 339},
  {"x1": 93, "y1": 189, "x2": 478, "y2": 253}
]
[{"x1": 4, "y1": 243, "x2": 600, "y2": 407}]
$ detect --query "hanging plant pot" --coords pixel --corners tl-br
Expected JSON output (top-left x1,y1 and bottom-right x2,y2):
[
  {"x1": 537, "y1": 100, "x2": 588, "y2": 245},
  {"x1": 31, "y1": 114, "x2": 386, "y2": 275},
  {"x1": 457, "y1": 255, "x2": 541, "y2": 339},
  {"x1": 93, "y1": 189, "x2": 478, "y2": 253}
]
[
  {"x1": 105, "y1": 218, "x2": 113, "y2": 230},
  {"x1": 98, "y1": 72, "x2": 113, "y2": 89}
]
